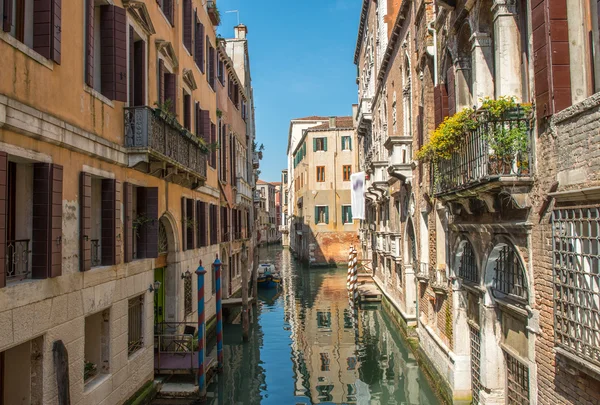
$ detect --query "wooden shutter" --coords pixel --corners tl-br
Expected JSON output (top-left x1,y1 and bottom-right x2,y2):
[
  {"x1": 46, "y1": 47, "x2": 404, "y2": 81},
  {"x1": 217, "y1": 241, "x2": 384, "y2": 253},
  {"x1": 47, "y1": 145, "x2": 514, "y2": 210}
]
[
  {"x1": 447, "y1": 67, "x2": 456, "y2": 116},
  {"x1": 187, "y1": 199, "x2": 195, "y2": 249},
  {"x1": 33, "y1": 163, "x2": 62, "y2": 279},
  {"x1": 532, "y1": 0, "x2": 572, "y2": 120},
  {"x1": 165, "y1": 73, "x2": 177, "y2": 115},
  {"x1": 101, "y1": 179, "x2": 116, "y2": 266},
  {"x1": 33, "y1": 0, "x2": 61, "y2": 63},
  {"x1": 136, "y1": 187, "x2": 147, "y2": 258},
  {"x1": 100, "y1": 5, "x2": 127, "y2": 102},
  {"x1": 124, "y1": 182, "x2": 133, "y2": 263},
  {"x1": 2, "y1": 0, "x2": 12, "y2": 32},
  {"x1": 163, "y1": 0, "x2": 173, "y2": 26},
  {"x1": 208, "y1": 44, "x2": 215, "y2": 88},
  {"x1": 145, "y1": 187, "x2": 159, "y2": 258},
  {"x1": 184, "y1": 94, "x2": 191, "y2": 130},
  {"x1": 0, "y1": 152, "x2": 7, "y2": 288},
  {"x1": 183, "y1": 0, "x2": 192, "y2": 53},
  {"x1": 434, "y1": 84, "x2": 449, "y2": 128},
  {"x1": 129, "y1": 26, "x2": 134, "y2": 104},
  {"x1": 195, "y1": 102, "x2": 200, "y2": 136},
  {"x1": 210, "y1": 122, "x2": 217, "y2": 168},
  {"x1": 325, "y1": 206, "x2": 329, "y2": 224},
  {"x1": 79, "y1": 172, "x2": 92, "y2": 271},
  {"x1": 201, "y1": 109, "x2": 210, "y2": 142},
  {"x1": 84, "y1": 0, "x2": 94, "y2": 87},
  {"x1": 181, "y1": 197, "x2": 187, "y2": 251},
  {"x1": 314, "y1": 207, "x2": 319, "y2": 224},
  {"x1": 195, "y1": 18, "x2": 205, "y2": 73},
  {"x1": 115, "y1": 180, "x2": 122, "y2": 264},
  {"x1": 197, "y1": 201, "x2": 207, "y2": 247},
  {"x1": 158, "y1": 59, "x2": 165, "y2": 105}
]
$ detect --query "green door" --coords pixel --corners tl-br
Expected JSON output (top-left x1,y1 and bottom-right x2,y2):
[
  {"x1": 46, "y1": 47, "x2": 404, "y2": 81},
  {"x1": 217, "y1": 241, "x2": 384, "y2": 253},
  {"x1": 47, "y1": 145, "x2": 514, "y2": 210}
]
[{"x1": 154, "y1": 267, "x2": 165, "y2": 328}]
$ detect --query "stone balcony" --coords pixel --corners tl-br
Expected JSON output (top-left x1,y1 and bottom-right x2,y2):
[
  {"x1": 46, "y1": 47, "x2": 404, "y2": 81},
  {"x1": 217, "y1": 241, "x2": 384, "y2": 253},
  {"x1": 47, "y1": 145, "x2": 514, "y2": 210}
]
[
  {"x1": 124, "y1": 106, "x2": 207, "y2": 188},
  {"x1": 416, "y1": 262, "x2": 432, "y2": 283},
  {"x1": 389, "y1": 233, "x2": 401, "y2": 260},
  {"x1": 385, "y1": 136, "x2": 413, "y2": 184},
  {"x1": 235, "y1": 176, "x2": 252, "y2": 205},
  {"x1": 432, "y1": 107, "x2": 533, "y2": 210},
  {"x1": 430, "y1": 266, "x2": 449, "y2": 295},
  {"x1": 368, "y1": 161, "x2": 389, "y2": 200},
  {"x1": 356, "y1": 97, "x2": 373, "y2": 135}
]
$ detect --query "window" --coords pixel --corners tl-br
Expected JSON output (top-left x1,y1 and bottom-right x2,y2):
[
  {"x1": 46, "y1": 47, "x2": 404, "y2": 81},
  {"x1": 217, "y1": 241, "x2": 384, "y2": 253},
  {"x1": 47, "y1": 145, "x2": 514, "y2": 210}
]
[
  {"x1": 194, "y1": 15, "x2": 204, "y2": 72},
  {"x1": 209, "y1": 204, "x2": 218, "y2": 245},
  {"x1": 183, "y1": 91, "x2": 191, "y2": 130},
  {"x1": 84, "y1": 2, "x2": 127, "y2": 101},
  {"x1": 492, "y1": 245, "x2": 528, "y2": 301},
  {"x1": 342, "y1": 205, "x2": 353, "y2": 224},
  {"x1": 210, "y1": 122, "x2": 217, "y2": 168},
  {"x1": 343, "y1": 165, "x2": 352, "y2": 181},
  {"x1": 129, "y1": 27, "x2": 146, "y2": 106},
  {"x1": 552, "y1": 206, "x2": 600, "y2": 367},
  {"x1": 84, "y1": 309, "x2": 110, "y2": 385},
  {"x1": 207, "y1": 38, "x2": 215, "y2": 90},
  {"x1": 315, "y1": 206, "x2": 329, "y2": 224},
  {"x1": 2, "y1": 0, "x2": 61, "y2": 62},
  {"x1": 341, "y1": 136, "x2": 352, "y2": 150},
  {"x1": 505, "y1": 351, "x2": 530, "y2": 405},
  {"x1": 123, "y1": 184, "x2": 158, "y2": 262},
  {"x1": 0, "y1": 337, "x2": 43, "y2": 404},
  {"x1": 316, "y1": 166, "x2": 325, "y2": 182},
  {"x1": 182, "y1": 0, "x2": 192, "y2": 53},
  {"x1": 317, "y1": 311, "x2": 331, "y2": 328},
  {"x1": 182, "y1": 197, "x2": 195, "y2": 251},
  {"x1": 158, "y1": 0, "x2": 174, "y2": 25},
  {"x1": 217, "y1": 58, "x2": 225, "y2": 85},
  {"x1": 314, "y1": 137, "x2": 327, "y2": 151},
  {"x1": 320, "y1": 353, "x2": 330, "y2": 371},
  {"x1": 128, "y1": 295, "x2": 144, "y2": 355},
  {"x1": 458, "y1": 240, "x2": 478, "y2": 284}
]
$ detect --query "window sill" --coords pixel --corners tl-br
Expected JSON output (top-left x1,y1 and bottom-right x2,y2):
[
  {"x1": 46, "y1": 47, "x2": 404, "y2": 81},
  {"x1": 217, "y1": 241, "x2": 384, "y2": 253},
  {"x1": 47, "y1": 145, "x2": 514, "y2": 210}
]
[
  {"x1": 0, "y1": 31, "x2": 54, "y2": 70},
  {"x1": 84, "y1": 373, "x2": 111, "y2": 394},
  {"x1": 556, "y1": 347, "x2": 600, "y2": 381},
  {"x1": 84, "y1": 85, "x2": 115, "y2": 108}
]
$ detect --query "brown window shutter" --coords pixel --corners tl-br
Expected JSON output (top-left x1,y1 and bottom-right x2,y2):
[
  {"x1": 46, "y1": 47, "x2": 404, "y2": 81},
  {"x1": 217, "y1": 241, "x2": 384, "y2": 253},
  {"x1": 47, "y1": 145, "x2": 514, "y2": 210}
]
[
  {"x1": 165, "y1": 73, "x2": 177, "y2": 115},
  {"x1": 433, "y1": 84, "x2": 449, "y2": 128},
  {"x1": 158, "y1": 59, "x2": 165, "y2": 105},
  {"x1": 195, "y1": 102, "x2": 200, "y2": 136},
  {"x1": 115, "y1": 180, "x2": 122, "y2": 264},
  {"x1": 136, "y1": 187, "x2": 148, "y2": 258},
  {"x1": 210, "y1": 122, "x2": 217, "y2": 168},
  {"x1": 197, "y1": 201, "x2": 207, "y2": 247},
  {"x1": 0, "y1": 152, "x2": 7, "y2": 288},
  {"x1": 49, "y1": 164, "x2": 62, "y2": 278},
  {"x1": 2, "y1": 0, "x2": 12, "y2": 32},
  {"x1": 129, "y1": 26, "x2": 134, "y2": 104},
  {"x1": 100, "y1": 5, "x2": 127, "y2": 102},
  {"x1": 101, "y1": 179, "x2": 116, "y2": 266},
  {"x1": 123, "y1": 182, "x2": 133, "y2": 263},
  {"x1": 134, "y1": 40, "x2": 146, "y2": 106},
  {"x1": 33, "y1": 0, "x2": 61, "y2": 63},
  {"x1": 195, "y1": 16, "x2": 205, "y2": 73},
  {"x1": 79, "y1": 172, "x2": 92, "y2": 271},
  {"x1": 183, "y1": 0, "x2": 192, "y2": 53},
  {"x1": 163, "y1": 0, "x2": 174, "y2": 26},
  {"x1": 446, "y1": 67, "x2": 456, "y2": 117},
  {"x1": 181, "y1": 197, "x2": 187, "y2": 251},
  {"x1": 187, "y1": 198, "x2": 195, "y2": 249},
  {"x1": 184, "y1": 94, "x2": 191, "y2": 130},
  {"x1": 85, "y1": 0, "x2": 94, "y2": 87},
  {"x1": 52, "y1": 0, "x2": 61, "y2": 63},
  {"x1": 145, "y1": 187, "x2": 159, "y2": 258},
  {"x1": 33, "y1": 163, "x2": 62, "y2": 279},
  {"x1": 201, "y1": 109, "x2": 210, "y2": 142}
]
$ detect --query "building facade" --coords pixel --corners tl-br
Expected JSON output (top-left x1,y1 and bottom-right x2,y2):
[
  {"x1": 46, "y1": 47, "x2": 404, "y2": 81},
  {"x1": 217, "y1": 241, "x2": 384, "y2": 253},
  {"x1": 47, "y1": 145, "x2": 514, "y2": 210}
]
[
  {"x1": 355, "y1": 0, "x2": 600, "y2": 404},
  {"x1": 287, "y1": 116, "x2": 359, "y2": 265},
  {"x1": 0, "y1": 2, "x2": 258, "y2": 404},
  {"x1": 281, "y1": 170, "x2": 290, "y2": 247},
  {"x1": 256, "y1": 180, "x2": 278, "y2": 244}
]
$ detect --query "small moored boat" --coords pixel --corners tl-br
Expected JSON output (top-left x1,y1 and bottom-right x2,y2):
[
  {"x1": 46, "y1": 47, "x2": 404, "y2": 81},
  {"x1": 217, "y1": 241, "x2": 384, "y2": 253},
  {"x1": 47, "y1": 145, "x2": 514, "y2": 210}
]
[{"x1": 257, "y1": 263, "x2": 281, "y2": 289}]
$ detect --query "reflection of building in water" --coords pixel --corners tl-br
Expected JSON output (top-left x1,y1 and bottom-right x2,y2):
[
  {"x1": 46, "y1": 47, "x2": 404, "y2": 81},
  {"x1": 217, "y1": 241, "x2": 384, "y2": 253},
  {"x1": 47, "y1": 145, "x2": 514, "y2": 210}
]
[{"x1": 289, "y1": 270, "x2": 362, "y2": 403}]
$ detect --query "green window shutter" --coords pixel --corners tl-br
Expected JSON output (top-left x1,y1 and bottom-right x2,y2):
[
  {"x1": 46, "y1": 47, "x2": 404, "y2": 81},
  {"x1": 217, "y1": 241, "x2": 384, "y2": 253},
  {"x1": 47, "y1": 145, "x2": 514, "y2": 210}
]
[
  {"x1": 325, "y1": 206, "x2": 329, "y2": 224},
  {"x1": 349, "y1": 207, "x2": 353, "y2": 222},
  {"x1": 324, "y1": 137, "x2": 328, "y2": 151},
  {"x1": 313, "y1": 138, "x2": 317, "y2": 152},
  {"x1": 349, "y1": 137, "x2": 352, "y2": 150},
  {"x1": 315, "y1": 206, "x2": 319, "y2": 224}
]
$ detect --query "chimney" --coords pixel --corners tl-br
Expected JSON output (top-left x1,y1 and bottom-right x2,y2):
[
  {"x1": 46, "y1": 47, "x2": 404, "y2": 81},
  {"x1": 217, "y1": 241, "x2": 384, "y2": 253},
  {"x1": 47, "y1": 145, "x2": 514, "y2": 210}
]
[
  {"x1": 234, "y1": 24, "x2": 248, "y2": 39},
  {"x1": 329, "y1": 116, "x2": 336, "y2": 128}
]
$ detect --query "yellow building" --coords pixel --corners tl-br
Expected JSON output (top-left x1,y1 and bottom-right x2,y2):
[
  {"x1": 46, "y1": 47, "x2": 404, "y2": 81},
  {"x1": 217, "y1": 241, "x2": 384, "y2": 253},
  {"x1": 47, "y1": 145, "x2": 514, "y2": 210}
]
[{"x1": 0, "y1": 1, "x2": 255, "y2": 404}]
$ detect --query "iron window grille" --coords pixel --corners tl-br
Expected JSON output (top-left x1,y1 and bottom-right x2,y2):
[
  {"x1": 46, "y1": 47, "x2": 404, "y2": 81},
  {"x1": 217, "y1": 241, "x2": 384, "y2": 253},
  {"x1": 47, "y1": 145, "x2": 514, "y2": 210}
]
[
  {"x1": 459, "y1": 240, "x2": 478, "y2": 284},
  {"x1": 505, "y1": 351, "x2": 530, "y2": 405},
  {"x1": 552, "y1": 206, "x2": 600, "y2": 367},
  {"x1": 492, "y1": 245, "x2": 528, "y2": 301},
  {"x1": 184, "y1": 276, "x2": 193, "y2": 316},
  {"x1": 469, "y1": 324, "x2": 482, "y2": 405},
  {"x1": 158, "y1": 221, "x2": 168, "y2": 255},
  {"x1": 128, "y1": 295, "x2": 144, "y2": 355},
  {"x1": 90, "y1": 239, "x2": 101, "y2": 267},
  {"x1": 5, "y1": 239, "x2": 31, "y2": 282}
]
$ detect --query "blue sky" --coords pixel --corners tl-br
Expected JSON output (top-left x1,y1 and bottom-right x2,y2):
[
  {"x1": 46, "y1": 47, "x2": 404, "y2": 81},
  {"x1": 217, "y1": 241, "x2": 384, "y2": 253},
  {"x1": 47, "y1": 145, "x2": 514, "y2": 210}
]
[{"x1": 217, "y1": 0, "x2": 362, "y2": 183}]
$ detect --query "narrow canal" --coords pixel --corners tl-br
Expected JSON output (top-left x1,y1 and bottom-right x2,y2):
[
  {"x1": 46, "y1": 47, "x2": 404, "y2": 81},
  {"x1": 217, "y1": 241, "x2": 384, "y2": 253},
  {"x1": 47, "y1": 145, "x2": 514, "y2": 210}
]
[{"x1": 157, "y1": 245, "x2": 440, "y2": 404}]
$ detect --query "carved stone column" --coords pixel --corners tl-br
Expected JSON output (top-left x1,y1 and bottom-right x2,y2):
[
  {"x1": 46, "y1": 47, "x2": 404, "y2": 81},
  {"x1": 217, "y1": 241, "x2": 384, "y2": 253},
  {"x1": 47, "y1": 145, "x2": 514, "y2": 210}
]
[
  {"x1": 471, "y1": 32, "x2": 495, "y2": 106},
  {"x1": 493, "y1": 0, "x2": 523, "y2": 100},
  {"x1": 454, "y1": 57, "x2": 473, "y2": 110}
]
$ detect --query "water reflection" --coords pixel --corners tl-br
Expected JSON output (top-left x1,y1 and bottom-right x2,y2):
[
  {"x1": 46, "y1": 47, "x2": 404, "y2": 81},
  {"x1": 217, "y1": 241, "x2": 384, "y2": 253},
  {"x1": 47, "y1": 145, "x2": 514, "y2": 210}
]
[{"x1": 203, "y1": 246, "x2": 438, "y2": 404}]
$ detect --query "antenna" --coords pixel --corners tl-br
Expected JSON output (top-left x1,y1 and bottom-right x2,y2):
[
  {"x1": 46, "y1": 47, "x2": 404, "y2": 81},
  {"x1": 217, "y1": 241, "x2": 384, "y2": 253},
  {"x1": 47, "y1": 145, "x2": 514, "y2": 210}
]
[{"x1": 225, "y1": 10, "x2": 240, "y2": 25}]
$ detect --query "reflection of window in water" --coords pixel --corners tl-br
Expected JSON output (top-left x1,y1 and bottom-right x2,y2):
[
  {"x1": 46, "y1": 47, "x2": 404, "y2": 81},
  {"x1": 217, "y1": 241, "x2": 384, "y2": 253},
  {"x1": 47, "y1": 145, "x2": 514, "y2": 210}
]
[
  {"x1": 552, "y1": 206, "x2": 600, "y2": 366},
  {"x1": 316, "y1": 385, "x2": 334, "y2": 402},
  {"x1": 320, "y1": 353, "x2": 330, "y2": 371},
  {"x1": 343, "y1": 309, "x2": 354, "y2": 329},
  {"x1": 317, "y1": 311, "x2": 331, "y2": 328},
  {"x1": 346, "y1": 356, "x2": 357, "y2": 370}
]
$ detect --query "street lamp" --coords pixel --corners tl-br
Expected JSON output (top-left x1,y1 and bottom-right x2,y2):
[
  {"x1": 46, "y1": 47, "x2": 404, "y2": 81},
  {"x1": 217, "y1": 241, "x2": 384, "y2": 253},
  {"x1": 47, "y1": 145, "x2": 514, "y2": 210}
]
[{"x1": 148, "y1": 280, "x2": 161, "y2": 293}]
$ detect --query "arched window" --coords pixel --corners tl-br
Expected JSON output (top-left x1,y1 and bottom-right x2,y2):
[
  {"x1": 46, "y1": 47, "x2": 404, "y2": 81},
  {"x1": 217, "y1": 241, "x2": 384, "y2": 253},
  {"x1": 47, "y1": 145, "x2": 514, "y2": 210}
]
[
  {"x1": 406, "y1": 220, "x2": 417, "y2": 265},
  {"x1": 491, "y1": 244, "x2": 528, "y2": 301},
  {"x1": 458, "y1": 240, "x2": 478, "y2": 284}
]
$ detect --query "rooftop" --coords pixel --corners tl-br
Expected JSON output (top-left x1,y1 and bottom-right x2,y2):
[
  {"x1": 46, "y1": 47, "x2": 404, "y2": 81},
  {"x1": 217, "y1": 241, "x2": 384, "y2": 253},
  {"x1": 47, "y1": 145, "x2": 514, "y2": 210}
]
[{"x1": 307, "y1": 116, "x2": 354, "y2": 131}]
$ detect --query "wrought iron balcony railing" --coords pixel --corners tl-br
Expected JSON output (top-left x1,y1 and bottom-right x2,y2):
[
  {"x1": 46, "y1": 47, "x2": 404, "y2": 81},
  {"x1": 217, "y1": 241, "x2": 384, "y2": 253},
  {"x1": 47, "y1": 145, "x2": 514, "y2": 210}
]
[
  {"x1": 6, "y1": 239, "x2": 31, "y2": 282},
  {"x1": 124, "y1": 107, "x2": 207, "y2": 185},
  {"x1": 433, "y1": 108, "x2": 532, "y2": 196},
  {"x1": 91, "y1": 239, "x2": 101, "y2": 267}
]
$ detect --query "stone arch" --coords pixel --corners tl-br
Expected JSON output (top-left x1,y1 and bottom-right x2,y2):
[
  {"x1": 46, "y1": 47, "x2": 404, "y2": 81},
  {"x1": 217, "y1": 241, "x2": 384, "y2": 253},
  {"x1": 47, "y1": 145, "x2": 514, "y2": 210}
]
[
  {"x1": 158, "y1": 212, "x2": 182, "y2": 325},
  {"x1": 404, "y1": 217, "x2": 417, "y2": 266},
  {"x1": 452, "y1": 235, "x2": 481, "y2": 285}
]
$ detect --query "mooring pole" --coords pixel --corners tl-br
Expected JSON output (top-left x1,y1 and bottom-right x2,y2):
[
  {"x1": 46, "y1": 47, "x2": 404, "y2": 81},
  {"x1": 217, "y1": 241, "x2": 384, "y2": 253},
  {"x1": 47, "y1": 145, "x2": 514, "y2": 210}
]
[
  {"x1": 241, "y1": 243, "x2": 250, "y2": 342},
  {"x1": 195, "y1": 261, "x2": 207, "y2": 398},
  {"x1": 347, "y1": 245, "x2": 353, "y2": 292},
  {"x1": 214, "y1": 255, "x2": 224, "y2": 372},
  {"x1": 352, "y1": 248, "x2": 358, "y2": 303}
]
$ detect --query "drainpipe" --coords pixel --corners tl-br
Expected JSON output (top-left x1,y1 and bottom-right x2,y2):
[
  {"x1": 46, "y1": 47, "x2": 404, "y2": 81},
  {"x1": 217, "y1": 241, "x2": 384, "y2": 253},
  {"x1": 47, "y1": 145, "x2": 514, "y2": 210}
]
[{"x1": 427, "y1": 21, "x2": 438, "y2": 86}]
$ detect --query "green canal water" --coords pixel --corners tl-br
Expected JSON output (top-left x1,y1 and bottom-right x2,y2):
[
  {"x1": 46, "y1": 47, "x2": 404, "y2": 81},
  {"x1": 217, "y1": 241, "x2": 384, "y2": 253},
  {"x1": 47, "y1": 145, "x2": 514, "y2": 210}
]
[{"x1": 156, "y1": 246, "x2": 440, "y2": 404}]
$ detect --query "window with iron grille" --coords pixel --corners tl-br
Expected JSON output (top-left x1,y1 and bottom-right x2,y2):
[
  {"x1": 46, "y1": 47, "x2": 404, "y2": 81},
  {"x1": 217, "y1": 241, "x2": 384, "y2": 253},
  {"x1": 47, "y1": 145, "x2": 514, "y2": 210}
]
[
  {"x1": 469, "y1": 324, "x2": 482, "y2": 405},
  {"x1": 459, "y1": 240, "x2": 478, "y2": 284},
  {"x1": 184, "y1": 275, "x2": 192, "y2": 316},
  {"x1": 492, "y1": 245, "x2": 528, "y2": 301},
  {"x1": 128, "y1": 295, "x2": 144, "y2": 356},
  {"x1": 505, "y1": 351, "x2": 530, "y2": 405},
  {"x1": 552, "y1": 206, "x2": 600, "y2": 367}
]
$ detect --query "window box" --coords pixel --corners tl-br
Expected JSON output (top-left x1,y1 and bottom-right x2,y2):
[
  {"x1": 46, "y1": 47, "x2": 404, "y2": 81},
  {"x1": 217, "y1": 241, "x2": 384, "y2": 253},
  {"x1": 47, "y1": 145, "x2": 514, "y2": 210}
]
[{"x1": 207, "y1": 1, "x2": 221, "y2": 26}]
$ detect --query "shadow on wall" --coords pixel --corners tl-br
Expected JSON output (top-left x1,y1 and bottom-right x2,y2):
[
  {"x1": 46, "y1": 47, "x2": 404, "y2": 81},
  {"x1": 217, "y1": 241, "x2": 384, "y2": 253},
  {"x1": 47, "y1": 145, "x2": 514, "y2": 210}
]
[{"x1": 294, "y1": 221, "x2": 359, "y2": 267}]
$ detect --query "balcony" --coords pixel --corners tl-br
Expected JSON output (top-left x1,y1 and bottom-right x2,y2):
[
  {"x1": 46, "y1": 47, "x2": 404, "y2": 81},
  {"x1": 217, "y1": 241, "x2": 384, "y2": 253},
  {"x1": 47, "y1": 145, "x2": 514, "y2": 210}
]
[
  {"x1": 390, "y1": 234, "x2": 401, "y2": 259},
  {"x1": 207, "y1": 1, "x2": 220, "y2": 26},
  {"x1": 124, "y1": 107, "x2": 207, "y2": 188},
  {"x1": 416, "y1": 262, "x2": 432, "y2": 283},
  {"x1": 368, "y1": 161, "x2": 388, "y2": 200},
  {"x1": 430, "y1": 267, "x2": 449, "y2": 295},
  {"x1": 235, "y1": 177, "x2": 252, "y2": 205},
  {"x1": 385, "y1": 136, "x2": 413, "y2": 183},
  {"x1": 356, "y1": 97, "x2": 372, "y2": 135},
  {"x1": 432, "y1": 108, "x2": 533, "y2": 202}
]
